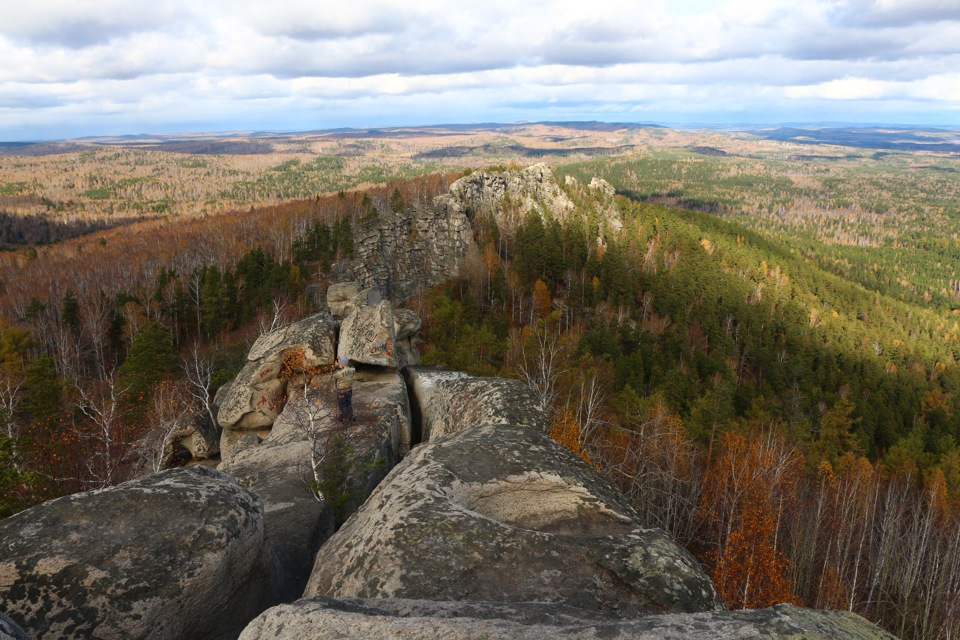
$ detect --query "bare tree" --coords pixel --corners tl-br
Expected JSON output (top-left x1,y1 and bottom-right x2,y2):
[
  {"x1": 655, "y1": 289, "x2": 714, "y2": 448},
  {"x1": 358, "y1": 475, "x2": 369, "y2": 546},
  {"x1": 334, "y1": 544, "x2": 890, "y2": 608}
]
[
  {"x1": 182, "y1": 342, "x2": 217, "y2": 427},
  {"x1": 516, "y1": 319, "x2": 569, "y2": 417}
]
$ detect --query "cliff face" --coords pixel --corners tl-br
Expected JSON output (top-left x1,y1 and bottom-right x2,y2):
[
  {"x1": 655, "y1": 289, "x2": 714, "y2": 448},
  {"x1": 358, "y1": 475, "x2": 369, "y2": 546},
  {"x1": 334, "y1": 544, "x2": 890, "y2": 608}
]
[{"x1": 344, "y1": 163, "x2": 574, "y2": 303}]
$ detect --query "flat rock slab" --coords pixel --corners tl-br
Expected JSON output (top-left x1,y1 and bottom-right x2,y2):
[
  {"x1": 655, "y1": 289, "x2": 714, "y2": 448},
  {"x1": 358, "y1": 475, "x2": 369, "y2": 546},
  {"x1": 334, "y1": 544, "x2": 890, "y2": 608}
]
[
  {"x1": 0, "y1": 467, "x2": 270, "y2": 640},
  {"x1": 304, "y1": 423, "x2": 719, "y2": 616},
  {"x1": 406, "y1": 366, "x2": 548, "y2": 440},
  {"x1": 239, "y1": 598, "x2": 899, "y2": 640}
]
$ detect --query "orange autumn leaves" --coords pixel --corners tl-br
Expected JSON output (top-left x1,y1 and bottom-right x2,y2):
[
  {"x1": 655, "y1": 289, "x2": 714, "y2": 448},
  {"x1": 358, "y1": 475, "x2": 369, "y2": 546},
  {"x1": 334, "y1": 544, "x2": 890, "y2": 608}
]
[{"x1": 550, "y1": 402, "x2": 803, "y2": 610}]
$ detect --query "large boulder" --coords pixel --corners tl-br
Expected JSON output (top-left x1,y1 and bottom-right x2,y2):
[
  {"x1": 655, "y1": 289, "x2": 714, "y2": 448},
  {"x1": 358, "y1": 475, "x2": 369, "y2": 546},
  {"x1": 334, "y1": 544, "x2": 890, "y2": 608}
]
[
  {"x1": 0, "y1": 467, "x2": 270, "y2": 640},
  {"x1": 217, "y1": 313, "x2": 335, "y2": 432},
  {"x1": 338, "y1": 301, "x2": 397, "y2": 368},
  {"x1": 304, "y1": 422, "x2": 719, "y2": 615},
  {"x1": 239, "y1": 598, "x2": 898, "y2": 640},
  {"x1": 406, "y1": 367, "x2": 548, "y2": 441},
  {"x1": 326, "y1": 281, "x2": 361, "y2": 319},
  {"x1": 326, "y1": 282, "x2": 383, "y2": 321}
]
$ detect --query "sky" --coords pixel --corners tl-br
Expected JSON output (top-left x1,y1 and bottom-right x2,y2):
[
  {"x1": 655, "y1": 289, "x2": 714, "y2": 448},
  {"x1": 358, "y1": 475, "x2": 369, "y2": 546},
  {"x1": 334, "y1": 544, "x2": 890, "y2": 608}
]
[{"x1": 1, "y1": 0, "x2": 958, "y2": 140}]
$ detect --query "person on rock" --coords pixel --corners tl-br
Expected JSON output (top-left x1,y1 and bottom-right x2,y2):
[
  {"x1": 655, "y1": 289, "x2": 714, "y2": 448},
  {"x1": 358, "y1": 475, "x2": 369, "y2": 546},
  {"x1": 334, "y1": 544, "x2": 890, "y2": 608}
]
[{"x1": 334, "y1": 356, "x2": 355, "y2": 423}]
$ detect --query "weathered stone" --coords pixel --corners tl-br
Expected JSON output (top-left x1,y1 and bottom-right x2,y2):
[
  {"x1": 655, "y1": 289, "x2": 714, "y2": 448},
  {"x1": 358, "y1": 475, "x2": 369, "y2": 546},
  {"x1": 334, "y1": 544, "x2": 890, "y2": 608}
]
[
  {"x1": 239, "y1": 598, "x2": 899, "y2": 640},
  {"x1": 352, "y1": 368, "x2": 412, "y2": 456},
  {"x1": 220, "y1": 428, "x2": 265, "y2": 464},
  {"x1": 326, "y1": 281, "x2": 361, "y2": 319},
  {"x1": 0, "y1": 467, "x2": 270, "y2": 640},
  {"x1": 219, "y1": 368, "x2": 409, "y2": 603},
  {"x1": 220, "y1": 405, "x2": 334, "y2": 605},
  {"x1": 304, "y1": 422, "x2": 719, "y2": 615},
  {"x1": 447, "y1": 163, "x2": 574, "y2": 230},
  {"x1": 393, "y1": 337, "x2": 421, "y2": 370},
  {"x1": 406, "y1": 366, "x2": 548, "y2": 440},
  {"x1": 356, "y1": 287, "x2": 382, "y2": 308},
  {"x1": 159, "y1": 413, "x2": 220, "y2": 467},
  {"x1": 392, "y1": 308, "x2": 421, "y2": 340},
  {"x1": 0, "y1": 612, "x2": 29, "y2": 640},
  {"x1": 338, "y1": 301, "x2": 397, "y2": 368},
  {"x1": 217, "y1": 314, "x2": 335, "y2": 431},
  {"x1": 344, "y1": 194, "x2": 473, "y2": 303},
  {"x1": 588, "y1": 176, "x2": 616, "y2": 198}
]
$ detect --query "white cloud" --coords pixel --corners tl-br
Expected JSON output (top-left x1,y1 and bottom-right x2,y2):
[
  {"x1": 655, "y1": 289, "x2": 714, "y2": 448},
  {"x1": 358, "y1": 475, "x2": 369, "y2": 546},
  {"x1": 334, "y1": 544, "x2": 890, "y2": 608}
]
[{"x1": 0, "y1": 0, "x2": 958, "y2": 138}]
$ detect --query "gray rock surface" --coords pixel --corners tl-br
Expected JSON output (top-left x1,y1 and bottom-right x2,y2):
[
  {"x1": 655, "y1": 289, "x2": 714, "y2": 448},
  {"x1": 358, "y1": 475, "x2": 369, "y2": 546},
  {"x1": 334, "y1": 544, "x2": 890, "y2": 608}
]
[
  {"x1": 338, "y1": 301, "x2": 397, "y2": 368},
  {"x1": 0, "y1": 612, "x2": 29, "y2": 640},
  {"x1": 0, "y1": 467, "x2": 270, "y2": 640},
  {"x1": 218, "y1": 313, "x2": 335, "y2": 431},
  {"x1": 165, "y1": 413, "x2": 221, "y2": 465},
  {"x1": 392, "y1": 308, "x2": 422, "y2": 370},
  {"x1": 326, "y1": 281, "x2": 361, "y2": 319},
  {"x1": 239, "y1": 598, "x2": 898, "y2": 640},
  {"x1": 588, "y1": 176, "x2": 616, "y2": 198},
  {"x1": 304, "y1": 422, "x2": 719, "y2": 615},
  {"x1": 347, "y1": 191, "x2": 473, "y2": 303},
  {"x1": 218, "y1": 368, "x2": 409, "y2": 603},
  {"x1": 220, "y1": 401, "x2": 334, "y2": 605},
  {"x1": 406, "y1": 366, "x2": 548, "y2": 440},
  {"x1": 447, "y1": 163, "x2": 574, "y2": 229}
]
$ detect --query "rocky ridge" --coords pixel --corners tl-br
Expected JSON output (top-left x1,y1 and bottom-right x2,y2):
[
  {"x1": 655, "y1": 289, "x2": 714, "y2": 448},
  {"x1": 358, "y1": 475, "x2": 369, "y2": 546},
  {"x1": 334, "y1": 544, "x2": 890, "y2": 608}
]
[{"x1": 0, "y1": 165, "x2": 899, "y2": 640}]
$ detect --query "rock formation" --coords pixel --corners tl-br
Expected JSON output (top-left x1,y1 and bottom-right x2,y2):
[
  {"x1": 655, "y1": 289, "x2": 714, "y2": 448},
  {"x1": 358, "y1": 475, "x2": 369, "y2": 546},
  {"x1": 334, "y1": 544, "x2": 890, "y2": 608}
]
[
  {"x1": 217, "y1": 313, "x2": 336, "y2": 436},
  {"x1": 216, "y1": 295, "x2": 415, "y2": 603},
  {"x1": 345, "y1": 163, "x2": 574, "y2": 303},
  {"x1": 337, "y1": 300, "x2": 397, "y2": 368},
  {"x1": 447, "y1": 163, "x2": 575, "y2": 228},
  {"x1": 304, "y1": 421, "x2": 720, "y2": 614},
  {"x1": 405, "y1": 366, "x2": 547, "y2": 440},
  {"x1": 347, "y1": 194, "x2": 473, "y2": 303},
  {"x1": 0, "y1": 467, "x2": 270, "y2": 640},
  {"x1": 239, "y1": 598, "x2": 898, "y2": 640}
]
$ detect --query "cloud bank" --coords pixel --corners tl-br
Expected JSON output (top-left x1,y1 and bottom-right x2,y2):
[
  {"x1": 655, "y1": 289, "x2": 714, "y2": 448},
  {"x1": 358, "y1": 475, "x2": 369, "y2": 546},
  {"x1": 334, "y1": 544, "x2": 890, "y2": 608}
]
[{"x1": 0, "y1": 0, "x2": 957, "y2": 139}]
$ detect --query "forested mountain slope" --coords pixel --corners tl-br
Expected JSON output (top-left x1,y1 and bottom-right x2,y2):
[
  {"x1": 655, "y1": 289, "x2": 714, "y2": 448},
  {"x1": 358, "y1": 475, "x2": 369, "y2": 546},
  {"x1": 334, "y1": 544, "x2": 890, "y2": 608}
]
[{"x1": 414, "y1": 167, "x2": 960, "y2": 640}]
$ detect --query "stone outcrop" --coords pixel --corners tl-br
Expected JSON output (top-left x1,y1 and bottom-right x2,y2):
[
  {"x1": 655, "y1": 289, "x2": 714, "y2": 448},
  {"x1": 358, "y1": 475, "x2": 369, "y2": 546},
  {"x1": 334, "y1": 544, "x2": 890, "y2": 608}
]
[
  {"x1": 164, "y1": 413, "x2": 220, "y2": 465},
  {"x1": 588, "y1": 176, "x2": 616, "y2": 198},
  {"x1": 338, "y1": 300, "x2": 397, "y2": 368},
  {"x1": 217, "y1": 313, "x2": 335, "y2": 435},
  {"x1": 447, "y1": 163, "x2": 574, "y2": 228},
  {"x1": 304, "y1": 422, "x2": 719, "y2": 615},
  {"x1": 0, "y1": 467, "x2": 270, "y2": 640},
  {"x1": 325, "y1": 282, "x2": 383, "y2": 321},
  {"x1": 405, "y1": 366, "x2": 547, "y2": 440},
  {"x1": 239, "y1": 598, "x2": 898, "y2": 640},
  {"x1": 347, "y1": 194, "x2": 473, "y2": 303},
  {"x1": 0, "y1": 613, "x2": 29, "y2": 640}
]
